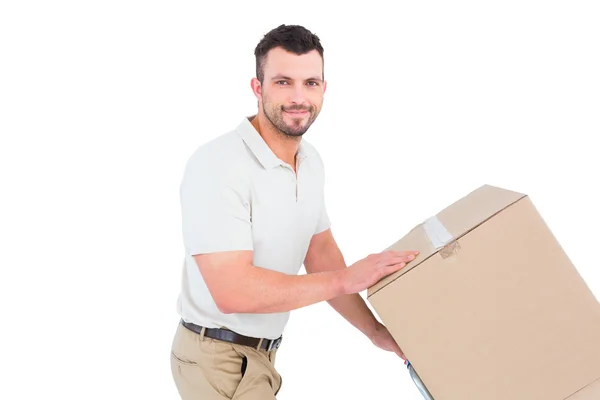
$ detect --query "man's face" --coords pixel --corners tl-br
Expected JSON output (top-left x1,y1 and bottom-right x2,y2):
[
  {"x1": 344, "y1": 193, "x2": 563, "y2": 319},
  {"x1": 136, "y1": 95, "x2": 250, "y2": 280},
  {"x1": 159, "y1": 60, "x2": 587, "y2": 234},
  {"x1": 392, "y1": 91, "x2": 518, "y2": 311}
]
[{"x1": 257, "y1": 47, "x2": 326, "y2": 137}]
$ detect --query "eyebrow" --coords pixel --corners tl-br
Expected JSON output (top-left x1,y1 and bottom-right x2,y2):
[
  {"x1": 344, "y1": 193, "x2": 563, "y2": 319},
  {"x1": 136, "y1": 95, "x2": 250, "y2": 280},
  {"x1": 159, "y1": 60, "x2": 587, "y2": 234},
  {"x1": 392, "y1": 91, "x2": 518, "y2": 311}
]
[{"x1": 271, "y1": 75, "x2": 323, "y2": 82}]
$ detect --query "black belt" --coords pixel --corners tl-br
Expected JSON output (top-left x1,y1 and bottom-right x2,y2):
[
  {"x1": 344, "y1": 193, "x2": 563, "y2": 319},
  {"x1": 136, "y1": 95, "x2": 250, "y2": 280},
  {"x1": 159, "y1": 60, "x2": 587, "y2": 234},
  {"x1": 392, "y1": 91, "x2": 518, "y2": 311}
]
[{"x1": 181, "y1": 320, "x2": 282, "y2": 351}]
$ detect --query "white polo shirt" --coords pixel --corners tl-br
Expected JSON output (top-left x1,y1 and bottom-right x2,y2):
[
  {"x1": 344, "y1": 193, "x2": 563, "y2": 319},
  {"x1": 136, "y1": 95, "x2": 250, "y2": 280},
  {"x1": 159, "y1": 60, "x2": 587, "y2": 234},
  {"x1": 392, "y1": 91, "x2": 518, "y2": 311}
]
[{"x1": 176, "y1": 116, "x2": 330, "y2": 339}]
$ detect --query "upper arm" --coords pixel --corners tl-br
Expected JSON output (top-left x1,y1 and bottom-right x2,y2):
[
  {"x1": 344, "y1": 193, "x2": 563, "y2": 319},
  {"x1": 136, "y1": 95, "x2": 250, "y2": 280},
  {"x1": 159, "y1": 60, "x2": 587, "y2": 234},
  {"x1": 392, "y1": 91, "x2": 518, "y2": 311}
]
[
  {"x1": 193, "y1": 250, "x2": 253, "y2": 312},
  {"x1": 304, "y1": 228, "x2": 342, "y2": 273},
  {"x1": 180, "y1": 153, "x2": 253, "y2": 309},
  {"x1": 314, "y1": 202, "x2": 331, "y2": 236},
  {"x1": 312, "y1": 147, "x2": 331, "y2": 236},
  {"x1": 304, "y1": 146, "x2": 337, "y2": 272},
  {"x1": 180, "y1": 154, "x2": 253, "y2": 255}
]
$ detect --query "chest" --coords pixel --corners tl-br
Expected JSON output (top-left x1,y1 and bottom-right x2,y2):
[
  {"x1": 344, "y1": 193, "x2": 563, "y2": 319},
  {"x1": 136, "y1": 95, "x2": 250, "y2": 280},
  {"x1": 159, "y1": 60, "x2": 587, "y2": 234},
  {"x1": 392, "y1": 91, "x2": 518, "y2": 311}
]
[{"x1": 249, "y1": 164, "x2": 324, "y2": 241}]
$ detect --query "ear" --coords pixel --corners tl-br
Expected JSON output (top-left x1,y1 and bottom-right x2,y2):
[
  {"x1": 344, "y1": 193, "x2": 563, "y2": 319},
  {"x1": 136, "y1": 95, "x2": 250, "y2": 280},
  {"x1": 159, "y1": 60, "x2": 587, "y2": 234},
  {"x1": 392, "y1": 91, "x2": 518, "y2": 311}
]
[
  {"x1": 250, "y1": 77, "x2": 262, "y2": 101},
  {"x1": 322, "y1": 79, "x2": 327, "y2": 94}
]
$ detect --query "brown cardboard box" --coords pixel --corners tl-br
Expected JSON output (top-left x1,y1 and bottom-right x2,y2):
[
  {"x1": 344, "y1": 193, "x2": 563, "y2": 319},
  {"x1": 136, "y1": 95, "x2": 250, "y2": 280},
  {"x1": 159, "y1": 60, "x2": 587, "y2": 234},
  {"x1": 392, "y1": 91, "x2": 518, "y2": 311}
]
[{"x1": 367, "y1": 184, "x2": 600, "y2": 400}]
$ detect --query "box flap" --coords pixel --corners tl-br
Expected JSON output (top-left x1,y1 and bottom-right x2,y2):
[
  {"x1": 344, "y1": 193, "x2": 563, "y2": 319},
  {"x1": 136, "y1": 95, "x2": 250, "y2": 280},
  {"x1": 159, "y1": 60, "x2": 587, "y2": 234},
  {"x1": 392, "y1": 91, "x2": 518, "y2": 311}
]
[
  {"x1": 367, "y1": 184, "x2": 526, "y2": 297},
  {"x1": 565, "y1": 376, "x2": 600, "y2": 399}
]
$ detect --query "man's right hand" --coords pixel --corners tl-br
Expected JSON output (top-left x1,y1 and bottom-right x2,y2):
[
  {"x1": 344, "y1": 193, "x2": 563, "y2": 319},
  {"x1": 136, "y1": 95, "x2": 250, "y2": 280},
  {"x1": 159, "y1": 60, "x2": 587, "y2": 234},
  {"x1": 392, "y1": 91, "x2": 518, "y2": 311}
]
[{"x1": 341, "y1": 250, "x2": 419, "y2": 294}]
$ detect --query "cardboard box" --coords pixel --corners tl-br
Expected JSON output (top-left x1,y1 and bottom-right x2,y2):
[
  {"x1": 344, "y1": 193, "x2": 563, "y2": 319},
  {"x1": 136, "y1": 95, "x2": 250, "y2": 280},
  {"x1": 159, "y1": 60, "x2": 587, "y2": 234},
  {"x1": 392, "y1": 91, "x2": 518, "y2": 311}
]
[{"x1": 367, "y1": 184, "x2": 600, "y2": 400}]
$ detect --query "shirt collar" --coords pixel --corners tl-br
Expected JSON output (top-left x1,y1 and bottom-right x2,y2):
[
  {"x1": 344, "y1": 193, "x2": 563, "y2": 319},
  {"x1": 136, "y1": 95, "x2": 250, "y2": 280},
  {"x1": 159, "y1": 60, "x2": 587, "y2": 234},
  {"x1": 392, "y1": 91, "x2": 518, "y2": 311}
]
[{"x1": 236, "y1": 115, "x2": 310, "y2": 169}]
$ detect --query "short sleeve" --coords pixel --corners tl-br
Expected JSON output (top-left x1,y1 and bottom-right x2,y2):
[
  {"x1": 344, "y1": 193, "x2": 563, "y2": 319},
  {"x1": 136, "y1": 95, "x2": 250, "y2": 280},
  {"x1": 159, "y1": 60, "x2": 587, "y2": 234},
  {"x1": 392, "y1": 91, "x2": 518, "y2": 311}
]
[
  {"x1": 312, "y1": 148, "x2": 331, "y2": 234},
  {"x1": 314, "y1": 202, "x2": 331, "y2": 234},
  {"x1": 179, "y1": 155, "x2": 253, "y2": 255}
]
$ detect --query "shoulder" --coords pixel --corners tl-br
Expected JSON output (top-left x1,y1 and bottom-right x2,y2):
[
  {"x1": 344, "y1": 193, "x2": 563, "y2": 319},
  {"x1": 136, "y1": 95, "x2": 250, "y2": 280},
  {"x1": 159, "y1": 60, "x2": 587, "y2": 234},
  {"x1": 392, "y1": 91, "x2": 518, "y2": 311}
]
[
  {"x1": 181, "y1": 129, "x2": 250, "y2": 188},
  {"x1": 186, "y1": 129, "x2": 246, "y2": 166}
]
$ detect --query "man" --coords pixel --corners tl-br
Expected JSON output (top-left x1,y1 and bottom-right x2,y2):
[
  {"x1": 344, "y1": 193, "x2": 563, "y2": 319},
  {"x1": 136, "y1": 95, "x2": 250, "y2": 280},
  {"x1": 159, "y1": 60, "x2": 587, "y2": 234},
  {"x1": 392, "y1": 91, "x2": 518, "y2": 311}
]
[{"x1": 170, "y1": 24, "x2": 419, "y2": 399}]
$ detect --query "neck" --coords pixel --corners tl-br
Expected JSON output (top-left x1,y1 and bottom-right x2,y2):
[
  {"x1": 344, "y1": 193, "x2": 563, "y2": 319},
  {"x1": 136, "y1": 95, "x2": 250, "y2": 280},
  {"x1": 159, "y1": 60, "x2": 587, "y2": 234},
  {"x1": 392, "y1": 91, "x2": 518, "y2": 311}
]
[{"x1": 251, "y1": 112, "x2": 300, "y2": 169}]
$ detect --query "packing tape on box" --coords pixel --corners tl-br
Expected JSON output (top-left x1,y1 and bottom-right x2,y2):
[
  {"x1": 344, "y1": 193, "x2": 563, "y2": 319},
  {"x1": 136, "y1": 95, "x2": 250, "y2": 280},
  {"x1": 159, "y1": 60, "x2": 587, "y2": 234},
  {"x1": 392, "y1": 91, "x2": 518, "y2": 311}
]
[{"x1": 422, "y1": 216, "x2": 460, "y2": 259}]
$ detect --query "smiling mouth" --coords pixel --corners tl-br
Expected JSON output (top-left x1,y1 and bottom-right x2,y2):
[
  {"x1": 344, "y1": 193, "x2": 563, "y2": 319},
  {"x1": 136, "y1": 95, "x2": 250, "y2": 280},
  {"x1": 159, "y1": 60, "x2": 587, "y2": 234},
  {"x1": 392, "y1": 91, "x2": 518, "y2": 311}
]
[{"x1": 284, "y1": 110, "x2": 309, "y2": 115}]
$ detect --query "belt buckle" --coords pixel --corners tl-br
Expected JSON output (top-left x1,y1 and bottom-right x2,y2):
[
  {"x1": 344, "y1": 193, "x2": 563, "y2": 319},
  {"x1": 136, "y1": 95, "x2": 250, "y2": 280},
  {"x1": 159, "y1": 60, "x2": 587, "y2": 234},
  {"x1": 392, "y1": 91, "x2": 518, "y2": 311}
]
[{"x1": 269, "y1": 337, "x2": 282, "y2": 351}]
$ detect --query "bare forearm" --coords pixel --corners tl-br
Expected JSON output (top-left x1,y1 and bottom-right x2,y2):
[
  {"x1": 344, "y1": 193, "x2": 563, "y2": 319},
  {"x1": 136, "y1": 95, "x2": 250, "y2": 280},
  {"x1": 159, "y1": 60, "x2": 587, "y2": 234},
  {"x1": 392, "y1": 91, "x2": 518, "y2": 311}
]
[
  {"x1": 304, "y1": 229, "x2": 379, "y2": 338},
  {"x1": 219, "y1": 265, "x2": 345, "y2": 314},
  {"x1": 327, "y1": 293, "x2": 379, "y2": 337}
]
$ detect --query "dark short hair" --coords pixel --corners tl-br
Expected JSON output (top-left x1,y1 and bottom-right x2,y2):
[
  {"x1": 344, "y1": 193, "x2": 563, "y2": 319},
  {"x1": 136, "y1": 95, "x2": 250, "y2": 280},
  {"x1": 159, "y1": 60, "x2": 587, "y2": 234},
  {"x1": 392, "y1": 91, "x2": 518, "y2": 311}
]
[{"x1": 254, "y1": 24, "x2": 324, "y2": 83}]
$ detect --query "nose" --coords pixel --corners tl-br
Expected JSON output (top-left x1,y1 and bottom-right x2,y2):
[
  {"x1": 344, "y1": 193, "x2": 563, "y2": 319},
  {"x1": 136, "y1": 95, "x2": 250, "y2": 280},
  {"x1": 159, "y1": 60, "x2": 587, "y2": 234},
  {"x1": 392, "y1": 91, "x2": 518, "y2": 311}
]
[{"x1": 289, "y1": 82, "x2": 308, "y2": 106}]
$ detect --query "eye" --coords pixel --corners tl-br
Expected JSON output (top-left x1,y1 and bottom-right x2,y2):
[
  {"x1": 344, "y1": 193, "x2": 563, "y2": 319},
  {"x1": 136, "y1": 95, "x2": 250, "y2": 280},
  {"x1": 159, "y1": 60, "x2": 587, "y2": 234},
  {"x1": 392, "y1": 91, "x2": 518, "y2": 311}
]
[
  {"x1": 276, "y1": 81, "x2": 289, "y2": 85},
  {"x1": 307, "y1": 81, "x2": 319, "y2": 86}
]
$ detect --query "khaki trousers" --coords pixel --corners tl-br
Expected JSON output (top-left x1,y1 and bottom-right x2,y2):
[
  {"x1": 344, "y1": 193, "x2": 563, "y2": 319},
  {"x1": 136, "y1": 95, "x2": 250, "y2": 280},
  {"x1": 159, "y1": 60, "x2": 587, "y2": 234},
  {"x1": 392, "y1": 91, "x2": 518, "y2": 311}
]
[{"x1": 170, "y1": 322, "x2": 283, "y2": 399}]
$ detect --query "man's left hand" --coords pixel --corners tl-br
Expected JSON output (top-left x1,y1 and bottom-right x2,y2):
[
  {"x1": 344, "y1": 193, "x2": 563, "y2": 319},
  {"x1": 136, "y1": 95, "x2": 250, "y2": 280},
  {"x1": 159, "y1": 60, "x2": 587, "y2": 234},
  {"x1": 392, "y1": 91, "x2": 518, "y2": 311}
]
[{"x1": 369, "y1": 322, "x2": 406, "y2": 362}]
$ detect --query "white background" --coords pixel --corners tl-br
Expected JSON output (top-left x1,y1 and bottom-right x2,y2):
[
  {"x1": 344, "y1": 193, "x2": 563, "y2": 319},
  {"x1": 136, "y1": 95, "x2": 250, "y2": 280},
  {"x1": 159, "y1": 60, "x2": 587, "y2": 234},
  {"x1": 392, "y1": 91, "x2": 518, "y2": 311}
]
[{"x1": 1, "y1": 1, "x2": 599, "y2": 399}]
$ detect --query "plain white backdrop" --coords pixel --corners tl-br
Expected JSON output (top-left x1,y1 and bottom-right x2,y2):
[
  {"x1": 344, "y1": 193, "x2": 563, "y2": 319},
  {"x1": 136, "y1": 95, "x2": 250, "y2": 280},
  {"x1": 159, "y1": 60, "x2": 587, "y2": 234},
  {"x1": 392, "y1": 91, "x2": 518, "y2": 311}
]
[{"x1": 1, "y1": 1, "x2": 599, "y2": 399}]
